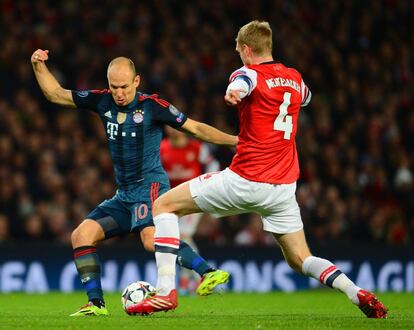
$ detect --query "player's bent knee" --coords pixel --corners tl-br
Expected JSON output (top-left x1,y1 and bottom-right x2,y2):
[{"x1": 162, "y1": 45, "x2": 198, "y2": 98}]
[
  {"x1": 71, "y1": 220, "x2": 103, "y2": 247},
  {"x1": 153, "y1": 196, "x2": 174, "y2": 215},
  {"x1": 71, "y1": 227, "x2": 86, "y2": 247},
  {"x1": 71, "y1": 228, "x2": 93, "y2": 247},
  {"x1": 152, "y1": 198, "x2": 162, "y2": 215}
]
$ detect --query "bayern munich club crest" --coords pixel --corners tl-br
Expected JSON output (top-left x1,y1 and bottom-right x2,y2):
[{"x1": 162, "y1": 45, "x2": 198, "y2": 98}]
[{"x1": 133, "y1": 109, "x2": 144, "y2": 124}]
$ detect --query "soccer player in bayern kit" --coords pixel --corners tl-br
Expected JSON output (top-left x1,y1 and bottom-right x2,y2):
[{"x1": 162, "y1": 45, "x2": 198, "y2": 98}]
[
  {"x1": 31, "y1": 50, "x2": 235, "y2": 316},
  {"x1": 160, "y1": 127, "x2": 222, "y2": 294},
  {"x1": 127, "y1": 21, "x2": 388, "y2": 318}
]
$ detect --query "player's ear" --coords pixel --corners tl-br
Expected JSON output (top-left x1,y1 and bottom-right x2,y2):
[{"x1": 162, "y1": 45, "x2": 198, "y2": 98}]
[
  {"x1": 244, "y1": 44, "x2": 253, "y2": 57},
  {"x1": 134, "y1": 75, "x2": 141, "y2": 89}
]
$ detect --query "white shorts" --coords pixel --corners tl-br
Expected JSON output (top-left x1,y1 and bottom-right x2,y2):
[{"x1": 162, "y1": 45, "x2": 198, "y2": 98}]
[{"x1": 189, "y1": 168, "x2": 303, "y2": 234}]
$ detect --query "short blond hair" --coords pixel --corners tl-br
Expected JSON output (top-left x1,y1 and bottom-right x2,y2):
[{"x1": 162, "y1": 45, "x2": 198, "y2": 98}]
[{"x1": 236, "y1": 20, "x2": 273, "y2": 55}]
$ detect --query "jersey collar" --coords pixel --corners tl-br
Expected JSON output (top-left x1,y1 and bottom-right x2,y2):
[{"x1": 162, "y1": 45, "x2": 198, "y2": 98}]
[{"x1": 259, "y1": 60, "x2": 280, "y2": 65}]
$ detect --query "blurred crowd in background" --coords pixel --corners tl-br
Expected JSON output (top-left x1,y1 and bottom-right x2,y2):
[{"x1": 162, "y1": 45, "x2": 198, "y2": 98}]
[{"x1": 0, "y1": 0, "x2": 413, "y2": 247}]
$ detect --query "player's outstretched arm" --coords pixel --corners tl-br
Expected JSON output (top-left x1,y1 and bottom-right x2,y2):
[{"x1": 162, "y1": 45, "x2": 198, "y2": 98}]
[
  {"x1": 31, "y1": 49, "x2": 76, "y2": 108},
  {"x1": 181, "y1": 118, "x2": 238, "y2": 147}
]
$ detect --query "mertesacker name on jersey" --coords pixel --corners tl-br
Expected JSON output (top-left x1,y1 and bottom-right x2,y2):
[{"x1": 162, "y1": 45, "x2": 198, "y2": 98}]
[{"x1": 265, "y1": 77, "x2": 301, "y2": 92}]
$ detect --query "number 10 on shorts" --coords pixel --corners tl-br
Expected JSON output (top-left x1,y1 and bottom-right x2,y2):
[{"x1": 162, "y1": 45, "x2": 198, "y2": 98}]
[{"x1": 135, "y1": 203, "x2": 148, "y2": 221}]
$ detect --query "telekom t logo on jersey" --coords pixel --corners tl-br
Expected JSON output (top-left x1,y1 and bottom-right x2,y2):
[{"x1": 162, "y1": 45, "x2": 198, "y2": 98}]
[
  {"x1": 106, "y1": 122, "x2": 137, "y2": 140},
  {"x1": 107, "y1": 122, "x2": 118, "y2": 140}
]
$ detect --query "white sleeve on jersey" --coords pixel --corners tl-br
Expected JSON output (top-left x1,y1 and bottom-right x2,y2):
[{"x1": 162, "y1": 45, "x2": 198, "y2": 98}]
[
  {"x1": 301, "y1": 79, "x2": 312, "y2": 107},
  {"x1": 226, "y1": 66, "x2": 258, "y2": 99},
  {"x1": 199, "y1": 143, "x2": 220, "y2": 172},
  {"x1": 226, "y1": 79, "x2": 250, "y2": 98}
]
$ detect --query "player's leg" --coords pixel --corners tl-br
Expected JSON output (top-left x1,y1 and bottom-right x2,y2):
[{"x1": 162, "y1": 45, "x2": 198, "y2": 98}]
[
  {"x1": 127, "y1": 182, "x2": 197, "y2": 315},
  {"x1": 131, "y1": 182, "x2": 211, "y2": 294},
  {"x1": 272, "y1": 229, "x2": 311, "y2": 272},
  {"x1": 127, "y1": 171, "x2": 237, "y2": 314},
  {"x1": 150, "y1": 174, "x2": 238, "y2": 297},
  {"x1": 70, "y1": 218, "x2": 107, "y2": 316},
  {"x1": 274, "y1": 229, "x2": 387, "y2": 318},
  {"x1": 176, "y1": 231, "x2": 229, "y2": 296},
  {"x1": 261, "y1": 183, "x2": 358, "y2": 295},
  {"x1": 178, "y1": 213, "x2": 203, "y2": 294},
  {"x1": 128, "y1": 182, "x2": 189, "y2": 302},
  {"x1": 139, "y1": 223, "x2": 225, "y2": 296},
  {"x1": 70, "y1": 198, "x2": 131, "y2": 316},
  {"x1": 140, "y1": 225, "x2": 214, "y2": 278},
  {"x1": 149, "y1": 181, "x2": 200, "y2": 296},
  {"x1": 274, "y1": 229, "x2": 363, "y2": 296},
  {"x1": 262, "y1": 183, "x2": 388, "y2": 319}
]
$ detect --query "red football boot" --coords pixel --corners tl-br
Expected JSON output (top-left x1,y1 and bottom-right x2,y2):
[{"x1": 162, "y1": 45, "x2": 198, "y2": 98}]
[
  {"x1": 127, "y1": 289, "x2": 178, "y2": 315},
  {"x1": 357, "y1": 289, "x2": 388, "y2": 318}
]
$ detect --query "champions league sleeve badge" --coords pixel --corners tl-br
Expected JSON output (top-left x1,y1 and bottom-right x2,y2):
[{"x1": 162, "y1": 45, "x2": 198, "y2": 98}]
[
  {"x1": 133, "y1": 109, "x2": 144, "y2": 124},
  {"x1": 168, "y1": 104, "x2": 180, "y2": 116},
  {"x1": 76, "y1": 91, "x2": 89, "y2": 97}
]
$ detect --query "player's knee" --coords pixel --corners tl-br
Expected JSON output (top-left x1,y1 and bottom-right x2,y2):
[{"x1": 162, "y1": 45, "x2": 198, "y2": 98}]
[
  {"x1": 152, "y1": 197, "x2": 170, "y2": 216},
  {"x1": 71, "y1": 227, "x2": 84, "y2": 247},
  {"x1": 71, "y1": 223, "x2": 100, "y2": 247}
]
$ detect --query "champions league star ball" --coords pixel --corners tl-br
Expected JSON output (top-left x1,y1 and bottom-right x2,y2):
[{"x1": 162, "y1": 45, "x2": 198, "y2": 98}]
[{"x1": 121, "y1": 281, "x2": 156, "y2": 312}]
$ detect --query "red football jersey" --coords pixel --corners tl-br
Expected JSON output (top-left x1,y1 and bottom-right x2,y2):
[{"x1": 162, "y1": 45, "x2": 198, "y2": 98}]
[
  {"x1": 228, "y1": 61, "x2": 311, "y2": 184},
  {"x1": 160, "y1": 139, "x2": 219, "y2": 188}
]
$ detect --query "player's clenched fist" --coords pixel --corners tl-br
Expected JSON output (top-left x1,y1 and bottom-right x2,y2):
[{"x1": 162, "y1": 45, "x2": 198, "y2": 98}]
[
  {"x1": 31, "y1": 49, "x2": 49, "y2": 63},
  {"x1": 224, "y1": 89, "x2": 244, "y2": 106}
]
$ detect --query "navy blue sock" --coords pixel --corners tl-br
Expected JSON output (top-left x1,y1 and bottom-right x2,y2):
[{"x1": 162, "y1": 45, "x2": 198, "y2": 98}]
[
  {"x1": 73, "y1": 246, "x2": 104, "y2": 306},
  {"x1": 177, "y1": 240, "x2": 212, "y2": 276}
]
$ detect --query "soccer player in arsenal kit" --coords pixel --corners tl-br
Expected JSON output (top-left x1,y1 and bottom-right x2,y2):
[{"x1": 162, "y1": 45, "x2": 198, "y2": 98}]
[
  {"x1": 161, "y1": 127, "x2": 220, "y2": 189},
  {"x1": 128, "y1": 21, "x2": 388, "y2": 318},
  {"x1": 161, "y1": 127, "x2": 222, "y2": 294},
  {"x1": 31, "y1": 50, "x2": 235, "y2": 316}
]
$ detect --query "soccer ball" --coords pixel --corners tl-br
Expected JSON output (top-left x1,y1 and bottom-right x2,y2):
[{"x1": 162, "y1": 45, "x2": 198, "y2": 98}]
[{"x1": 121, "y1": 281, "x2": 156, "y2": 312}]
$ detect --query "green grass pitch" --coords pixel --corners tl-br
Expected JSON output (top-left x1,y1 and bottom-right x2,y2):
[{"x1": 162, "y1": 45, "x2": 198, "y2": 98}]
[{"x1": 0, "y1": 291, "x2": 412, "y2": 329}]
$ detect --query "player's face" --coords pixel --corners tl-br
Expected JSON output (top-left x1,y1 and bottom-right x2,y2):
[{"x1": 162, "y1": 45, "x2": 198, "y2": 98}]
[{"x1": 108, "y1": 65, "x2": 140, "y2": 106}]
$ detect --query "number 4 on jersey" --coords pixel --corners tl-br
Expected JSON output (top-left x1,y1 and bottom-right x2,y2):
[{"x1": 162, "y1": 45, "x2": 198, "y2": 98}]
[{"x1": 273, "y1": 92, "x2": 293, "y2": 140}]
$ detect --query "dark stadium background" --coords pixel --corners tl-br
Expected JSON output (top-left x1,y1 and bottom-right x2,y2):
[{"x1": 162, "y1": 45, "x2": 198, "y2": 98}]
[{"x1": 0, "y1": 0, "x2": 413, "y2": 293}]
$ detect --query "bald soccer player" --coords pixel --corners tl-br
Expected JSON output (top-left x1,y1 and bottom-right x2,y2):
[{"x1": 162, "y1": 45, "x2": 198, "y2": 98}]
[{"x1": 31, "y1": 50, "x2": 235, "y2": 316}]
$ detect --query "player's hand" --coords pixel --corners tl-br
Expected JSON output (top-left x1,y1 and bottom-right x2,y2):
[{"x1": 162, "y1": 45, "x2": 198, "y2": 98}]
[
  {"x1": 31, "y1": 49, "x2": 49, "y2": 64},
  {"x1": 224, "y1": 89, "x2": 244, "y2": 106}
]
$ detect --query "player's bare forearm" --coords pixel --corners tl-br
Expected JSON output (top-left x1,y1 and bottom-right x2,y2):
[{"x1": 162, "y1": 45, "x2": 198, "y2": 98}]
[
  {"x1": 182, "y1": 119, "x2": 238, "y2": 147},
  {"x1": 31, "y1": 49, "x2": 76, "y2": 108},
  {"x1": 32, "y1": 62, "x2": 63, "y2": 101}
]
